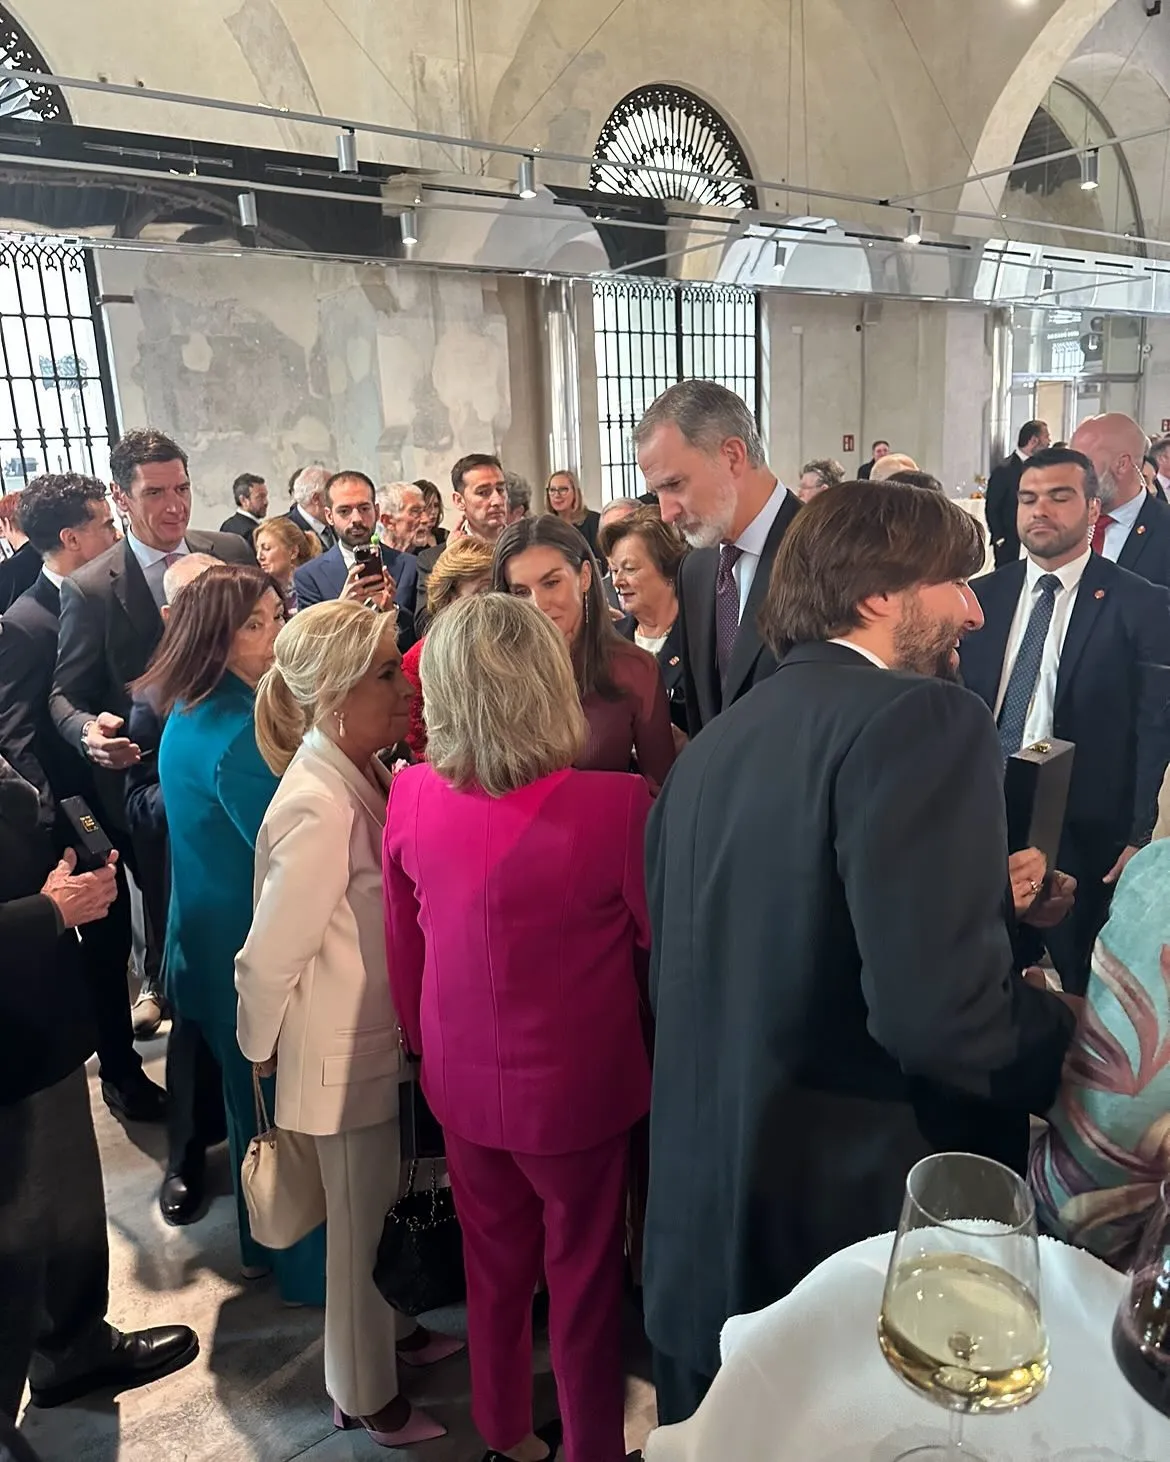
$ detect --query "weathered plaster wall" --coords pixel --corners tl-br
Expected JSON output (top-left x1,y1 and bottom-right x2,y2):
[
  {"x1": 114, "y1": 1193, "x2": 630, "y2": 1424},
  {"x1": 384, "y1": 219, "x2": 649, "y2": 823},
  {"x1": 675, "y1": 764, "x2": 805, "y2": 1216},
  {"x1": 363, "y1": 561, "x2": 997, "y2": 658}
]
[{"x1": 96, "y1": 250, "x2": 540, "y2": 525}]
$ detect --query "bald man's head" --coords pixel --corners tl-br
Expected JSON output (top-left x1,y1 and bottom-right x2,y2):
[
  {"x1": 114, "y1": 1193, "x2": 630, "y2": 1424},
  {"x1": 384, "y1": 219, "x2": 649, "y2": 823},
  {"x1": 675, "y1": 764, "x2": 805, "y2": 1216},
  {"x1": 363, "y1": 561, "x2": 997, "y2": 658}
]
[
  {"x1": 162, "y1": 551, "x2": 217, "y2": 614},
  {"x1": 1069, "y1": 413, "x2": 1149, "y2": 511}
]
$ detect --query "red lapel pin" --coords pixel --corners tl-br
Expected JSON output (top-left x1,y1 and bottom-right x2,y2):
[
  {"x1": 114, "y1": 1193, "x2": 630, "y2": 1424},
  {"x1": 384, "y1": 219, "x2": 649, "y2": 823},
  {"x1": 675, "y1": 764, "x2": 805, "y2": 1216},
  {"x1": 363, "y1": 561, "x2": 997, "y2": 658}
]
[{"x1": 1094, "y1": 589, "x2": 1106, "y2": 600}]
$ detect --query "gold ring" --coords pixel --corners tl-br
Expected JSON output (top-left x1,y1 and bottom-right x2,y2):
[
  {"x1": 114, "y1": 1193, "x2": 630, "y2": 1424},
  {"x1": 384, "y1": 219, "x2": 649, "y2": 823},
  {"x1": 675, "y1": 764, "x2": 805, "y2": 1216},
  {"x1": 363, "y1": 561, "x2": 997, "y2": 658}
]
[{"x1": 1028, "y1": 879, "x2": 1041, "y2": 895}]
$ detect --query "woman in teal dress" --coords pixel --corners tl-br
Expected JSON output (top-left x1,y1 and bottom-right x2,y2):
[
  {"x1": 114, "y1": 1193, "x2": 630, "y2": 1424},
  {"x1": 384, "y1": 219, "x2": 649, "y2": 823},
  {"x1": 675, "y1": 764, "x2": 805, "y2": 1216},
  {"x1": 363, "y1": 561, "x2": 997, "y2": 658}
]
[{"x1": 135, "y1": 563, "x2": 325, "y2": 1303}]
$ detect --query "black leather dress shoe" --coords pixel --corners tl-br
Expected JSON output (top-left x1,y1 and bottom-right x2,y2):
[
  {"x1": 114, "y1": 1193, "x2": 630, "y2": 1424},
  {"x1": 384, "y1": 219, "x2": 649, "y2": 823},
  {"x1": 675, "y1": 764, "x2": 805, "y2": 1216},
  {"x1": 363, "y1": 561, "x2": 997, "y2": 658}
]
[
  {"x1": 29, "y1": 1325, "x2": 199, "y2": 1408},
  {"x1": 159, "y1": 1170, "x2": 205, "y2": 1226},
  {"x1": 101, "y1": 1073, "x2": 168, "y2": 1123},
  {"x1": 481, "y1": 1420, "x2": 562, "y2": 1462}
]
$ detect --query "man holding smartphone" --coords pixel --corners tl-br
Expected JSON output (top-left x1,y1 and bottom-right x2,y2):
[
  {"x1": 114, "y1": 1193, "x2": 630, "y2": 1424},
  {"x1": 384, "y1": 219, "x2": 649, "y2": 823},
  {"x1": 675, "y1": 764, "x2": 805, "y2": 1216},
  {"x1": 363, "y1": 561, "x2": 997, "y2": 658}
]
[{"x1": 292, "y1": 471, "x2": 418, "y2": 647}]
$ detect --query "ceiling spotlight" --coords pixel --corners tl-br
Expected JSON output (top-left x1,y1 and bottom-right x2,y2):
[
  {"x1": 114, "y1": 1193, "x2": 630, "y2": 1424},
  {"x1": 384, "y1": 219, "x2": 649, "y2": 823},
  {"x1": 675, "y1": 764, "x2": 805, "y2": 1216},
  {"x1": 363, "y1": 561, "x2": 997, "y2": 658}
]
[
  {"x1": 517, "y1": 154, "x2": 537, "y2": 199},
  {"x1": 904, "y1": 212, "x2": 923, "y2": 246},
  {"x1": 399, "y1": 208, "x2": 419, "y2": 247},
  {"x1": 237, "y1": 191, "x2": 258, "y2": 229},
  {"x1": 337, "y1": 128, "x2": 358, "y2": 174},
  {"x1": 1081, "y1": 148, "x2": 1100, "y2": 191}
]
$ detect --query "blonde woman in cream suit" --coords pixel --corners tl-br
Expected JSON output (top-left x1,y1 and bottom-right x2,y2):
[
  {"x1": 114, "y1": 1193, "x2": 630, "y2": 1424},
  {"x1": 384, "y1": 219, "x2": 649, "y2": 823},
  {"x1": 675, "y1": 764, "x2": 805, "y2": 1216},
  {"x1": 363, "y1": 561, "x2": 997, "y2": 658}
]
[{"x1": 235, "y1": 600, "x2": 463, "y2": 1450}]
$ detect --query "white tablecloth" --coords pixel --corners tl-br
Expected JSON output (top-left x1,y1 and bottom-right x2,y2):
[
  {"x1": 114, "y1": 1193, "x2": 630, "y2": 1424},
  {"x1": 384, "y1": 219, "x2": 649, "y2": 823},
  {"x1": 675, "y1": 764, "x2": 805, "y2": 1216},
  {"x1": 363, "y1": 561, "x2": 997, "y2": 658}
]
[{"x1": 645, "y1": 1234, "x2": 1170, "y2": 1462}]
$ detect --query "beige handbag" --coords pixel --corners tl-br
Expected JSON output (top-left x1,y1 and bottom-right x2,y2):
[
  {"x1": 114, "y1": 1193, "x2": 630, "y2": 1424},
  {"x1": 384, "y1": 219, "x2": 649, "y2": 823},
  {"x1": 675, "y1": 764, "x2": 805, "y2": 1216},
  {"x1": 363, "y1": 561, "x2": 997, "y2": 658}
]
[{"x1": 241, "y1": 1066, "x2": 327, "y2": 1249}]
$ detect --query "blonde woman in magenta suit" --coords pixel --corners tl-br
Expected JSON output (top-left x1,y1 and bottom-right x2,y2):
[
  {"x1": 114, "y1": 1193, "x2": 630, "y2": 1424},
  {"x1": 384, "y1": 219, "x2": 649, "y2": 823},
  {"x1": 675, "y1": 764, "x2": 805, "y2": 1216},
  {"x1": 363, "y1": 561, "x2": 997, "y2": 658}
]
[
  {"x1": 384, "y1": 594, "x2": 652, "y2": 1462},
  {"x1": 234, "y1": 600, "x2": 463, "y2": 1450}
]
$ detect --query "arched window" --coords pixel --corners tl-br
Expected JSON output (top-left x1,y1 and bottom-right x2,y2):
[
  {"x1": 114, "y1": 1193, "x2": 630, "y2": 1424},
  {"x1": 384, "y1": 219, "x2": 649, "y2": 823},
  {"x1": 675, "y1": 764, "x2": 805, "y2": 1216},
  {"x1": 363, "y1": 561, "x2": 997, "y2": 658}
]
[
  {"x1": 591, "y1": 84, "x2": 757, "y2": 210},
  {"x1": 589, "y1": 87, "x2": 760, "y2": 499},
  {"x1": 0, "y1": 10, "x2": 68, "y2": 122}
]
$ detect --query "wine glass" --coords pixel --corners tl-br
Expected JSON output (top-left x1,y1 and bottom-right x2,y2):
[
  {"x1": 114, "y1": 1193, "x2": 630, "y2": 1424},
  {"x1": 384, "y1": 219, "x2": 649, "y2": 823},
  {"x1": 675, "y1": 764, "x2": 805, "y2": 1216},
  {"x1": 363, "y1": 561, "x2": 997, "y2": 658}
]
[
  {"x1": 878, "y1": 1151, "x2": 1050, "y2": 1460},
  {"x1": 1113, "y1": 1177, "x2": 1170, "y2": 1417}
]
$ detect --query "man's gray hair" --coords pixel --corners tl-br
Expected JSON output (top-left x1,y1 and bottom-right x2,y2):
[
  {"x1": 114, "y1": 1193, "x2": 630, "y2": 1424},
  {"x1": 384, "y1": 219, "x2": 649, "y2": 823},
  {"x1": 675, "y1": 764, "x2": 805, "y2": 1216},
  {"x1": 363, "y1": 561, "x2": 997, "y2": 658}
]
[
  {"x1": 163, "y1": 551, "x2": 217, "y2": 606},
  {"x1": 505, "y1": 472, "x2": 532, "y2": 515},
  {"x1": 291, "y1": 465, "x2": 331, "y2": 507},
  {"x1": 599, "y1": 496, "x2": 641, "y2": 524},
  {"x1": 634, "y1": 380, "x2": 765, "y2": 468},
  {"x1": 376, "y1": 480, "x2": 424, "y2": 517},
  {"x1": 800, "y1": 459, "x2": 845, "y2": 490}
]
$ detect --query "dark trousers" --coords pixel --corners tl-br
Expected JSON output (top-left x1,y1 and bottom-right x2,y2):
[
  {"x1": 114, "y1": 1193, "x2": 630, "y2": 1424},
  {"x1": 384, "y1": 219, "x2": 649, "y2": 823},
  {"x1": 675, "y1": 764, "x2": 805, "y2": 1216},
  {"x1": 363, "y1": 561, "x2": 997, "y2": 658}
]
[
  {"x1": 652, "y1": 1348, "x2": 715, "y2": 1427},
  {"x1": 166, "y1": 1011, "x2": 225, "y2": 1176},
  {"x1": 1045, "y1": 832, "x2": 1119, "y2": 998},
  {"x1": 75, "y1": 858, "x2": 142, "y2": 1090},
  {"x1": 0, "y1": 1068, "x2": 112, "y2": 1420}
]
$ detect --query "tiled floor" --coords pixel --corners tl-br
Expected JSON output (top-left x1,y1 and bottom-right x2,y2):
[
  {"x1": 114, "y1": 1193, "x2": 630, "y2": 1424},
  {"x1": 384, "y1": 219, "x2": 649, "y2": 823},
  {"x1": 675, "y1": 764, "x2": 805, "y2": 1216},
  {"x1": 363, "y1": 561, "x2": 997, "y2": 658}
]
[{"x1": 17, "y1": 1037, "x2": 658, "y2": 1461}]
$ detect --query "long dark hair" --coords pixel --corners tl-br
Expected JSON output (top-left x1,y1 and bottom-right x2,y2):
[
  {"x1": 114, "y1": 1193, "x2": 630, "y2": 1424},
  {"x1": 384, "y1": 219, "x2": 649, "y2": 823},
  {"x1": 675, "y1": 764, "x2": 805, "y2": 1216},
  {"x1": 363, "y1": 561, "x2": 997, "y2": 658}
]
[
  {"x1": 492, "y1": 515, "x2": 623, "y2": 700},
  {"x1": 131, "y1": 563, "x2": 281, "y2": 715}
]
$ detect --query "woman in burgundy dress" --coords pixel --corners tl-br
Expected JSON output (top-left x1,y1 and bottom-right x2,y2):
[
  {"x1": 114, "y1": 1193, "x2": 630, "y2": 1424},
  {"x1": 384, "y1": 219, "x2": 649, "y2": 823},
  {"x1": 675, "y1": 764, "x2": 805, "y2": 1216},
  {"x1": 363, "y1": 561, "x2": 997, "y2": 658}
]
[{"x1": 493, "y1": 515, "x2": 676, "y2": 791}]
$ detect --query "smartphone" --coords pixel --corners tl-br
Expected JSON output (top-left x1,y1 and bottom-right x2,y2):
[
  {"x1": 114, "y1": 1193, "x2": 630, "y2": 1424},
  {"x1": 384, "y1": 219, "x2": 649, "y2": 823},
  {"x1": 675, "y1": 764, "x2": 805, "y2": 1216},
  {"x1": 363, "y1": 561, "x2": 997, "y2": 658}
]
[{"x1": 353, "y1": 543, "x2": 381, "y2": 577}]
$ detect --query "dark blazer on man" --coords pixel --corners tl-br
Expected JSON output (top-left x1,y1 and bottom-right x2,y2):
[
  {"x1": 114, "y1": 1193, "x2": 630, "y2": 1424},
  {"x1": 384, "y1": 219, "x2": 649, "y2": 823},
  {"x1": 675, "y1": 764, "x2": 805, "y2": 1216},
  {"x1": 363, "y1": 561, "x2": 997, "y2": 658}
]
[
  {"x1": 677, "y1": 490, "x2": 800, "y2": 735},
  {"x1": 0, "y1": 763, "x2": 97, "y2": 1105},
  {"x1": 643, "y1": 641, "x2": 1075, "y2": 1385},
  {"x1": 985, "y1": 453, "x2": 1026, "y2": 568},
  {"x1": 0, "y1": 542, "x2": 41, "y2": 614},
  {"x1": 1115, "y1": 491, "x2": 1170, "y2": 591},
  {"x1": 616, "y1": 614, "x2": 686, "y2": 732},
  {"x1": 293, "y1": 542, "x2": 418, "y2": 648},
  {"x1": 285, "y1": 504, "x2": 334, "y2": 551},
  {"x1": 0, "y1": 573, "x2": 97, "y2": 826},
  {"x1": 960, "y1": 553, "x2": 1170, "y2": 987},
  {"x1": 48, "y1": 531, "x2": 252, "y2": 830},
  {"x1": 218, "y1": 511, "x2": 260, "y2": 549}
]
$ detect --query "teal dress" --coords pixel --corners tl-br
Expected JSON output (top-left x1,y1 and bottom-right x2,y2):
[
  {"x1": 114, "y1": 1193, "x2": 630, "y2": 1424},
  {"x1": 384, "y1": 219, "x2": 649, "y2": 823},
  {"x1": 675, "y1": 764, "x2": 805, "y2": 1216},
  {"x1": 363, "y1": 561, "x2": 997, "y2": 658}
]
[
  {"x1": 159, "y1": 673, "x2": 325, "y2": 1302},
  {"x1": 1030, "y1": 840, "x2": 1170, "y2": 1267}
]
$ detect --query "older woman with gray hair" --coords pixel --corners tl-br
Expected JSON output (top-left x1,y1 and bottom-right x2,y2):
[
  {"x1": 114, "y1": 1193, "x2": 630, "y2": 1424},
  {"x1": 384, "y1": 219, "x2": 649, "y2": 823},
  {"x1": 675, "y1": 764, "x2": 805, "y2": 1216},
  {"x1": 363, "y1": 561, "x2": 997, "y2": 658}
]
[
  {"x1": 384, "y1": 593, "x2": 651, "y2": 1462},
  {"x1": 796, "y1": 458, "x2": 845, "y2": 504}
]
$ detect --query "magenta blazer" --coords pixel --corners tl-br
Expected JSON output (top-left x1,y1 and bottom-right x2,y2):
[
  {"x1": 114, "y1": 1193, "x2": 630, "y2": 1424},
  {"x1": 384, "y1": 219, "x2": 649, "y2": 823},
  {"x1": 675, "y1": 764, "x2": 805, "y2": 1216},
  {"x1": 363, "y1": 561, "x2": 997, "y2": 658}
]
[{"x1": 383, "y1": 763, "x2": 652, "y2": 1156}]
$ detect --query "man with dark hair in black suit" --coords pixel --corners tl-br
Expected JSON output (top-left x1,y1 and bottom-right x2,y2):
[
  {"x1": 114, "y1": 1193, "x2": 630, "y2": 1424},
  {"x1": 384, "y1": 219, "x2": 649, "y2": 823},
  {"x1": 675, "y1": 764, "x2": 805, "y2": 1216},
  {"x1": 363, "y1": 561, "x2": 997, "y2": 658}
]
[
  {"x1": 960, "y1": 445, "x2": 1170, "y2": 996},
  {"x1": 635, "y1": 379, "x2": 799, "y2": 734},
  {"x1": 986, "y1": 419, "x2": 1050, "y2": 568},
  {"x1": 219, "y1": 472, "x2": 268, "y2": 548},
  {"x1": 0, "y1": 472, "x2": 166, "y2": 1123},
  {"x1": 643, "y1": 481, "x2": 1076, "y2": 1426},
  {"x1": 856, "y1": 437, "x2": 890, "y2": 480}
]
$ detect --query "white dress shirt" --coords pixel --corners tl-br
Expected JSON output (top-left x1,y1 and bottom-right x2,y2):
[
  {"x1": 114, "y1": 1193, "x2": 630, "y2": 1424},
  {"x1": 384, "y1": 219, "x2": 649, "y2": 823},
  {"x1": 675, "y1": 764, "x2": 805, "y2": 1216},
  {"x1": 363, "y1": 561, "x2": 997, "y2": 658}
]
[
  {"x1": 828, "y1": 638, "x2": 888, "y2": 670},
  {"x1": 300, "y1": 507, "x2": 329, "y2": 540},
  {"x1": 993, "y1": 547, "x2": 1090, "y2": 745},
  {"x1": 126, "y1": 530, "x2": 189, "y2": 608},
  {"x1": 41, "y1": 565, "x2": 65, "y2": 591},
  {"x1": 729, "y1": 480, "x2": 788, "y2": 620},
  {"x1": 1098, "y1": 490, "x2": 1144, "y2": 562}
]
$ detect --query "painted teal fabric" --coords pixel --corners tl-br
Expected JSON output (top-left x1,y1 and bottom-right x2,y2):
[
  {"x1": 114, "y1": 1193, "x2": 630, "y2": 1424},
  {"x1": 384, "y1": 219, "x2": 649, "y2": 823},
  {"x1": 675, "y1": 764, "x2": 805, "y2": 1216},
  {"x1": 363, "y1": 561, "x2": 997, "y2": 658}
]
[{"x1": 1030, "y1": 840, "x2": 1170, "y2": 1266}]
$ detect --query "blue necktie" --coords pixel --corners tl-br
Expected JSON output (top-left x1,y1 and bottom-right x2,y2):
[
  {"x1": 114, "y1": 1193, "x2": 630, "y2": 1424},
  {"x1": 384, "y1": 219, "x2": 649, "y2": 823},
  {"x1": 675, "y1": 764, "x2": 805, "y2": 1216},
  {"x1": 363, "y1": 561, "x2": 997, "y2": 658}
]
[{"x1": 997, "y1": 573, "x2": 1062, "y2": 757}]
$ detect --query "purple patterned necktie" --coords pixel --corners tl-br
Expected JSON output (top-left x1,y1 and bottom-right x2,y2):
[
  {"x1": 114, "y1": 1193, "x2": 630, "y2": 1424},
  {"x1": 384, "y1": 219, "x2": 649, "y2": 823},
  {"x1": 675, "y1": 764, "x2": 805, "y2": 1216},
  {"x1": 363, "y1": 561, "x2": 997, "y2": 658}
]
[{"x1": 715, "y1": 543, "x2": 744, "y2": 681}]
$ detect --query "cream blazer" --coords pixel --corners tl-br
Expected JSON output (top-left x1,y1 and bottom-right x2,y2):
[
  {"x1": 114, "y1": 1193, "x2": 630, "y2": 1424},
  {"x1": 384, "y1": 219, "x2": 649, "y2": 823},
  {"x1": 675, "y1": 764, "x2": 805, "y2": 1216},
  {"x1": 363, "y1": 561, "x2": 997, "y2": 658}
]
[{"x1": 235, "y1": 727, "x2": 402, "y2": 1136}]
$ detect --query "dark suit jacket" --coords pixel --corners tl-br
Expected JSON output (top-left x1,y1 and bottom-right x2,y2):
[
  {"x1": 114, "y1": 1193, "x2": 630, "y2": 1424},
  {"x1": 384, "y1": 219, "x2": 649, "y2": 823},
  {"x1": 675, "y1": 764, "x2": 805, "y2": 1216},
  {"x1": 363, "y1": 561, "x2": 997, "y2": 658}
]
[
  {"x1": 48, "y1": 531, "x2": 253, "y2": 829},
  {"x1": 293, "y1": 542, "x2": 418, "y2": 648},
  {"x1": 285, "y1": 504, "x2": 335, "y2": 551},
  {"x1": 857, "y1": 458, "x2": 875, "y2": 480},
  {"x1": 643, "y1": 641, "x2": 1075, "y2": 1377},
  {"x1": 986, "y1": 453, "x2": 1026, "y2": 568},
  {"x1": 677, "y1": 490, "x2": 800, "y2": 734},
  {"x1": 219, "y1": 510, "x2": 261, "y2": 548},
  {"x1": 0, "y1": 768, "x2": 96, "y2": 1104},
  {"x1": 124, "y1": 693, "x2": 166, "y2": 844},
  {"x1": 0, "y1": 541, "x2": 41, "y2": 613},
  {"x1": 616, "y1": 614, "x2": 685, "y2": 732},
  {"x1": 959, "y1": 553, "x2": 1170, "y2": 856},
  {"x1": 1116, "y1": 492, "x2": 1170, "y2": 591},
  {"x1": 0, "y1": 573, "x2": 97, "y2": 827}
]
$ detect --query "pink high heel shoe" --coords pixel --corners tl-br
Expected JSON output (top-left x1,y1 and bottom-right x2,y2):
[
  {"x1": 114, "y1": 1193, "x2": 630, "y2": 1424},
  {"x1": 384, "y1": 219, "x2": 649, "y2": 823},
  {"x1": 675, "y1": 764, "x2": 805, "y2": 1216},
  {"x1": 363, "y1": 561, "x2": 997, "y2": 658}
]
[
  {"x1": 396, "y1": 1330, "x2": 467, "y2": 1368},
  {"x1": 333, "y1": 1401, "x2": 447, "y2": 1446}
]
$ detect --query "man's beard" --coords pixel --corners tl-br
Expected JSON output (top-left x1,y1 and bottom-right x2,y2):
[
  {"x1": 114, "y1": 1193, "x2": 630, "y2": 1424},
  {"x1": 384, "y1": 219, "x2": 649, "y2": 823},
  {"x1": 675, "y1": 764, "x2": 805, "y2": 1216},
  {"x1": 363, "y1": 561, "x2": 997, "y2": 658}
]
[
  {"x1": 1022, "y1": 520, "x2": 1089, "y2": 561},
  {"x1": 892, "y1": 597, "x2": 962, "y2": 681},
  {"x1": 680, "y1": 483, "x2": 737, "y2": 549},
  {"x1": 340, "y1": 524, "x2": 373, "y2": 547}
]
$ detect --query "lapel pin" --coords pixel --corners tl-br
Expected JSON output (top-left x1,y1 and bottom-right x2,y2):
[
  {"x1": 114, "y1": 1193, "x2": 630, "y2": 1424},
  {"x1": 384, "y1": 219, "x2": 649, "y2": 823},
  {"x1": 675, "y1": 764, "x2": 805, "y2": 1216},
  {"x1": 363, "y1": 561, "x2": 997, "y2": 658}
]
[
  {"x1": 669, "y1": 655, "x2": 680, "y2": 666},
  {"x1": 1094, "y1": 589, "x2": 1106, "y2": 600},
  {"x1": 1137, "y1": 524, "x2": 1147, "y2": 535}
]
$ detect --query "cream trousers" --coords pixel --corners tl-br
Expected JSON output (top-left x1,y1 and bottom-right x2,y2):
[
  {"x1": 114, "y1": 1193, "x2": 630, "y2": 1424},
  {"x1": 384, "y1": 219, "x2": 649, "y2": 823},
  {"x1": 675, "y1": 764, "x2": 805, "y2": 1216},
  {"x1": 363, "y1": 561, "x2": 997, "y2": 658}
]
[{"x1": 313, "y1": 1118, "x2": 410, "y2": 1416}]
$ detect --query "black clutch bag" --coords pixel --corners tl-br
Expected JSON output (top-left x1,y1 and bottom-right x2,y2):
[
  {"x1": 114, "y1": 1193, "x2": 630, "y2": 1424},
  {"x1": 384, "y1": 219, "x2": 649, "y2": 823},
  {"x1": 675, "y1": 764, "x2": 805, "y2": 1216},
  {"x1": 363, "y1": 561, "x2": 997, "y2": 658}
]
[
  {"x1": 58, "y1": 795, "x2": 114, "y2": 873},
  {"x1": 373, "y1": 1161, "x2": 466, "y2": 1316},
  {"x1": 1004, "y1": 737, "x2": 1075, "y2": 867}
]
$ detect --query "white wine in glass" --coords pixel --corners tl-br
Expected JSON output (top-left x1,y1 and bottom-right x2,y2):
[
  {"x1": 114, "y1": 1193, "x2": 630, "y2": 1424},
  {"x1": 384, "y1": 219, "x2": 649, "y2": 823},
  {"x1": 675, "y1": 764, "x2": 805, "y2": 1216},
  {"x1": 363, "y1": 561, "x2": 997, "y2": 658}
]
[{"x1": 878, "y1": 1152, "x2": 1050, "y2": 1460}]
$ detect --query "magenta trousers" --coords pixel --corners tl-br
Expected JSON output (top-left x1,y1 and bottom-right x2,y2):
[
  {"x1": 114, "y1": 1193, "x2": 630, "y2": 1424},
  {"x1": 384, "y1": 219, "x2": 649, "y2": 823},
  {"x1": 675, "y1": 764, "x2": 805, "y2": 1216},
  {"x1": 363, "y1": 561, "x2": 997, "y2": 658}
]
[{"x1": 444, "y1": 1129, "x2": 630, "y2": 1462}]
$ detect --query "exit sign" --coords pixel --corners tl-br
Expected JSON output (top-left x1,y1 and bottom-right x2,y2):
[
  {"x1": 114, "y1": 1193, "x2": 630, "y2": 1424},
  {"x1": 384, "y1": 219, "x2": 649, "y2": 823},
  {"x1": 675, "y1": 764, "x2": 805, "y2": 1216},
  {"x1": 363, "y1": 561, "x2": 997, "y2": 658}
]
[{"x1": 843, "y1": 434, "x2": 855, "y2": 453}]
